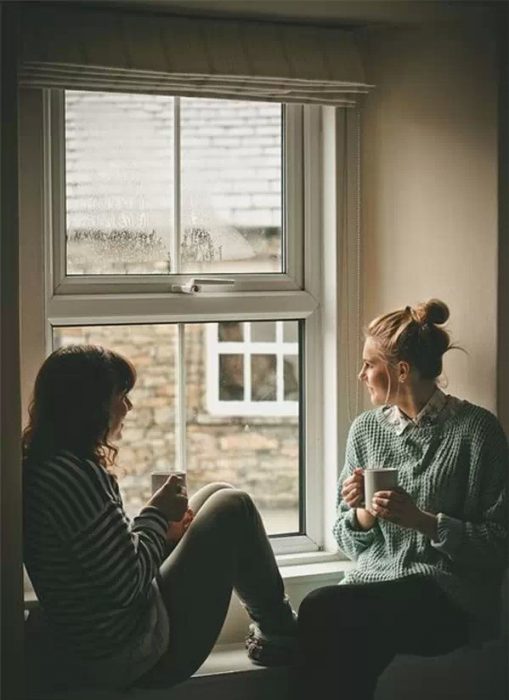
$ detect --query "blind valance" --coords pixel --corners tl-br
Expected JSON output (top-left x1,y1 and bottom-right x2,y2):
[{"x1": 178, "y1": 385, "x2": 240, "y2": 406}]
[{"x1": 18, "y1": 4, "x2": 372, "y2": 105}]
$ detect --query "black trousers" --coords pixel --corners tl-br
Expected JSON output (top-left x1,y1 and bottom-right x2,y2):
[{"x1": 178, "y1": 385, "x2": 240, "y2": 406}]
[{"x1": 294, "y1": 576, "x2": 469, "y2": 700}]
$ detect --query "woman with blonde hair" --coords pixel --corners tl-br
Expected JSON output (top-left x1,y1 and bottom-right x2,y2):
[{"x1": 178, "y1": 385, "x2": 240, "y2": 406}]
[
  {"x1": 23, "y1": 345, "x2": 296, "y2": 692},
  {"x1": 297, "y1": 299, "x2": 508, "y2": 700}
]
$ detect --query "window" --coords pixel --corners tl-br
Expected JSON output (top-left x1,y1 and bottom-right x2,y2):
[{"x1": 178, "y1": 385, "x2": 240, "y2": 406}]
[
  {"x1": 52, "y1": 320, "x2": 301, "y2": 535},
  {"x1": 22, "y1": 87, "x2": 344, "y2": 563},
  {"x1": 20, "y1": 81, "x2": 361, "y2": 573},
  {"x1": 63, "y1": 92, "x2": 285, "y2": 277},
  {"x1": 206, "y1": 321, "x2": 299, "y2": 416}
]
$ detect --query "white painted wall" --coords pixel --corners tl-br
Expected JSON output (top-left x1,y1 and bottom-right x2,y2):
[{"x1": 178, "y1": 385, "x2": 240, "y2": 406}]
[{"x1": 359, "y1": 15, "x2": 499, "y2": 413}]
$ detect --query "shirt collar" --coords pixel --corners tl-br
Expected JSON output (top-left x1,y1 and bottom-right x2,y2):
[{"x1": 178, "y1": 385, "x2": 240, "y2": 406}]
[{"x1": 383, "y1": 388, "x2": 448, "y2": 435}]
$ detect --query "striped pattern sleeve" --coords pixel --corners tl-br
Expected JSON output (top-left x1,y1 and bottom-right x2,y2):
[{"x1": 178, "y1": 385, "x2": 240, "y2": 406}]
[
  {"x1": 37, "y1": 454, "x2": 169, "y2": 607},
  {"x1": 333, "y1": 415, "x2": 379, "y2": 559}
]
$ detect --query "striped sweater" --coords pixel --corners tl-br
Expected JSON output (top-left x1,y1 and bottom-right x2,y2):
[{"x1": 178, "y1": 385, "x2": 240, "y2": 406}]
[
  {"x1": 334, "y1": 396, "x2": 508, "y2": 637},
  {"x1": 23, "y1": 450, "x2": 170, "y2": 660}
]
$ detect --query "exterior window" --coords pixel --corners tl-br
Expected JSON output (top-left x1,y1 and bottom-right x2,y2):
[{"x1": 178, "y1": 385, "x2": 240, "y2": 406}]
[{"x1": 207, "y1": 321, "x2": 299, "y2": 416}]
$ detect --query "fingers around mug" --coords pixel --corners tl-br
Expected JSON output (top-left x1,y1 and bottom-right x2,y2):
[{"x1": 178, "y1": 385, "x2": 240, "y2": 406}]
[
  {"x1": 165, "y1": 474, "x2": 181, "y2": 491},
  {"x1": 374, "y1": 489, "x2": 399, "y2": 503},
  {"x1": 342, "y1": 481, "x2": 356, "y2": 496},
  {"x1": 166, "y1": 474, "x2": 187, "y2": 496},
  {"x1": 172, "y1": 495, "x2": 189, "y2": 521},
  {"x1": 373, "y1": 495, "x2": 390, "y2": 508},
  {"x1": 343, "y1": 474, "x2": 356, "y2": 488},
  {"x1": 342, "y1": 485, "x2": 360, "y2": 505}
]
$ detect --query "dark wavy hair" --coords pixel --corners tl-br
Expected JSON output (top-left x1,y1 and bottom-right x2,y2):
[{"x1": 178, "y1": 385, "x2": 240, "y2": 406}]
[{"x1": 22, "y1": 345, "x2": 136, "y2": 470}]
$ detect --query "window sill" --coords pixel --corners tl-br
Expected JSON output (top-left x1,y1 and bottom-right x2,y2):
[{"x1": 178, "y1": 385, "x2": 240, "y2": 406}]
[{"x1": 277, "y1": 550, "x2": 354, "y2": 577}]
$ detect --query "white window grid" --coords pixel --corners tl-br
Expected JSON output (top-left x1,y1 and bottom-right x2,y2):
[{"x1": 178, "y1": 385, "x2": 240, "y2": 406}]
[{"x1": 206, "y1": 321, "x2": 299, "y2": 416}]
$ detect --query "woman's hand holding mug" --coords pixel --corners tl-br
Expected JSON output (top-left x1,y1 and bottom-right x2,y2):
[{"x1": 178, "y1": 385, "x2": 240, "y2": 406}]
[
  {"x1": 166, "y1": 507, "x2": 194, "y2": 544},
  {"x1": 370, "y1": 488, "x2": 438, "y2": 539},
  {"x1": 341, "y1": 468, "x2": 365, "y2": 508},
  {"x1": 342, "y1": 468, "x2": 377, "y2": 530},
  {"x1": 149, "y1": 474, "x2": 188, "y2": 522}
]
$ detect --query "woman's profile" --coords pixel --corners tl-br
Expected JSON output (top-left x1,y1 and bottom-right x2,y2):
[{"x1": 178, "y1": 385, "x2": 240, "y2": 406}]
[
  {"x1": 23, "y1": 344, "x2": 296, "y2": 692},
  {"x1": 297, "y1": 299, "x2": 508, "y2": 700}
]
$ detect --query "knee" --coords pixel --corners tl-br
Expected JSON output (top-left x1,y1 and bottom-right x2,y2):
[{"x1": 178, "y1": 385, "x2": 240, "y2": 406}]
[
  {"x1": 298, "y1": 586, "x2": 340, "y2": 634},
  {"x1": 211, "y1": 487, "x2": 253, "y2": 509},
  {"x1": 207, "y1": 488, "x2": 257, "y2": 525},
  {"x1": 206, "y1": 481, "x2": 235, "y2": 494}
]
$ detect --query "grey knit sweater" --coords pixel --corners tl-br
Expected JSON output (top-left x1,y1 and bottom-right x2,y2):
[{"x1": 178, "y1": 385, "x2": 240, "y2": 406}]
[{"x1": 333, "y1": 394, "x2": 508, "y2": 638}]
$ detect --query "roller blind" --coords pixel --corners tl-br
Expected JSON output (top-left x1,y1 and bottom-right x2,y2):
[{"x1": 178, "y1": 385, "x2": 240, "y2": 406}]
[{"x1": 18, "y1": 4, "x2": 372, "y2": 105}]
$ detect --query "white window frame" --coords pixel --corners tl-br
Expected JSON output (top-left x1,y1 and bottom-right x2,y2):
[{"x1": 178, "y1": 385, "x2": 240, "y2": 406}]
[
  {"x1": 206, "y1": 321, "x2": 299, "y2": 417},
  {"x1": 20, "y1": 87, "x2": 359, "y2": 562},
  {"x1": 49, "y1": 91, "x2": 304, "y2": 297}
]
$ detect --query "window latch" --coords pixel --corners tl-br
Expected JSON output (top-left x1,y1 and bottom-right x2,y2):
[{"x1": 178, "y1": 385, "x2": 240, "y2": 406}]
[{"x1": 170, "y1": 278, "x2": 235, "y2": 294}]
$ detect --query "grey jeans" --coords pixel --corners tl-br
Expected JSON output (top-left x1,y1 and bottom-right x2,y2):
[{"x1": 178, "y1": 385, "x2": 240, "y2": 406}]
[{"x1": 136, "y1": 483, "x2": 293, "y2": 688}]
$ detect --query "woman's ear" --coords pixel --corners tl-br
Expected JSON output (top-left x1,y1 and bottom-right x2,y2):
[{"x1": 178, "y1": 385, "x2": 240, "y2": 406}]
[{"x1": 397, "y1": 360, "x2": 411, "y2": 384}]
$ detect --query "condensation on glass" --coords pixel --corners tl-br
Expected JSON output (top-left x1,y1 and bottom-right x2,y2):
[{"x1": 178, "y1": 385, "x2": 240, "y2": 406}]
[
  {"x1": 65, "y1": 91, "x2": 175, "y2": 275},
  {"x1": 180, "y1": 98, "x2": 283, "y2": 274},
  {"x1": 52, "y1": 320, "x2": 300, "y2": 535},
  {"x1": 64, "y1": 91, "x2": 283, "y2": 276}
]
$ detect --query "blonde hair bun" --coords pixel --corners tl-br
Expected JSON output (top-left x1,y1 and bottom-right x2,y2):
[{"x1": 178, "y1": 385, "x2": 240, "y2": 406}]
[
  {"x1": 367, "y1": 299, "x2": 455, "y2": 380},
  {"x1": 414, "y1": 299, "x2": 449, "y2": 326}
]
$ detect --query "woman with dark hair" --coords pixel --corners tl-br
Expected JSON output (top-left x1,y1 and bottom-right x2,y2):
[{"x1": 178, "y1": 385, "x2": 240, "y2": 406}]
[
  {"x1": 297, "y1": 300, "x2": 508, "y2": 700},
  {"x1": 23, "y1": 345, "x2": 296, "y2": 692}
]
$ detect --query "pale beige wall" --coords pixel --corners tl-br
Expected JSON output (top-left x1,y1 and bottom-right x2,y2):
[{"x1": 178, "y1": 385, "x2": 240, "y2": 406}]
[{"x1": 359, "y1": 16, "x2": 499, "y2": 412}]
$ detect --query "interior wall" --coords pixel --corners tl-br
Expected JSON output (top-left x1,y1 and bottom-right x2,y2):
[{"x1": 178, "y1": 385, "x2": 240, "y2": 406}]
[{"x1": 359, "y1": 13, "x2": 499, "y2": 413}]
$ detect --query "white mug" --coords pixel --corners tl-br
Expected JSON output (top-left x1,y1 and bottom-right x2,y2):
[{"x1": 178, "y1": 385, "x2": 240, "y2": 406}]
[
  {"x1": 364, "y1": 468, "x2": 398, "y2": 508},
  {"x1": 151, "y1": 471, "x2": 187, "y2": 495}
]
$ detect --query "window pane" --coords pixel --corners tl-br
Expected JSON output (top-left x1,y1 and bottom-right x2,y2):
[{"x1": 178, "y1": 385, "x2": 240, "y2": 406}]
[
  {"x1": 283, "y1": 321, "x2": 298, "y2": 343},
  {"x1": 251, "y1": 354, "x2": 277, "y2": 401},
  {"x1": 181, "y1": 98, "x2": 283, "y2": 274},
  {"x1": 65, "y1": 91, "x2": 174, "y2": 275},
  {"x1": 219, "y1": 354, "x2": 244, "y2": 400},
  {"x1": 284, "y1": 356, "x2": 299, "y2": 400},
  {"x1": 188, "y1": 323, "x2": 300, "y2": 535},
  {"x1": 52, "y1": 324, "x2": 178, "y2": 517},
  {"x1": 218, "y1": 321, "x2": 243, "y2": 342},
  {"x1": 250, "y1": 321, "x2": 276, "y2": 342},
  {"x1": 50, "y1": 320, "x2": 300, "y2": 537}
]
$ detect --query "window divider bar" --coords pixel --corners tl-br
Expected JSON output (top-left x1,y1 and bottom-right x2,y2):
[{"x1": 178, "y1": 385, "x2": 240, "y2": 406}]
[
  {"x1": 244, "y1": 322, "x2": 251, "y2": 402},
  {"x1": 49, "y1": 90, "x2": 66, "y2": 294},
  {"x1": 173, "y1": 97, "x2": 181, "y2": 275},
  {"x1": 176, "y1": 323, "x2": 187, "y2": 471}
]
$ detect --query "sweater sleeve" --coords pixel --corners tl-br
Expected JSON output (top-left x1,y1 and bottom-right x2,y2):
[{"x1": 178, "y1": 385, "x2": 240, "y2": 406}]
[
  {"x1": 431, "y1": 414, "x2": 508, "y2": 570},
  {"x1": 333, "y1": 417, "x2": 379, "y2": 559},
  {"x1": 42, "y1": 455, "x2": 169, "y2": 608}
]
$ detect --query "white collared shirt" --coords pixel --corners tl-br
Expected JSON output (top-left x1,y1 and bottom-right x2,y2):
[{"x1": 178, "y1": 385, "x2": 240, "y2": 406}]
[{"x1": 382, "y1": 387, "x2": 461, "y2": 436}]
